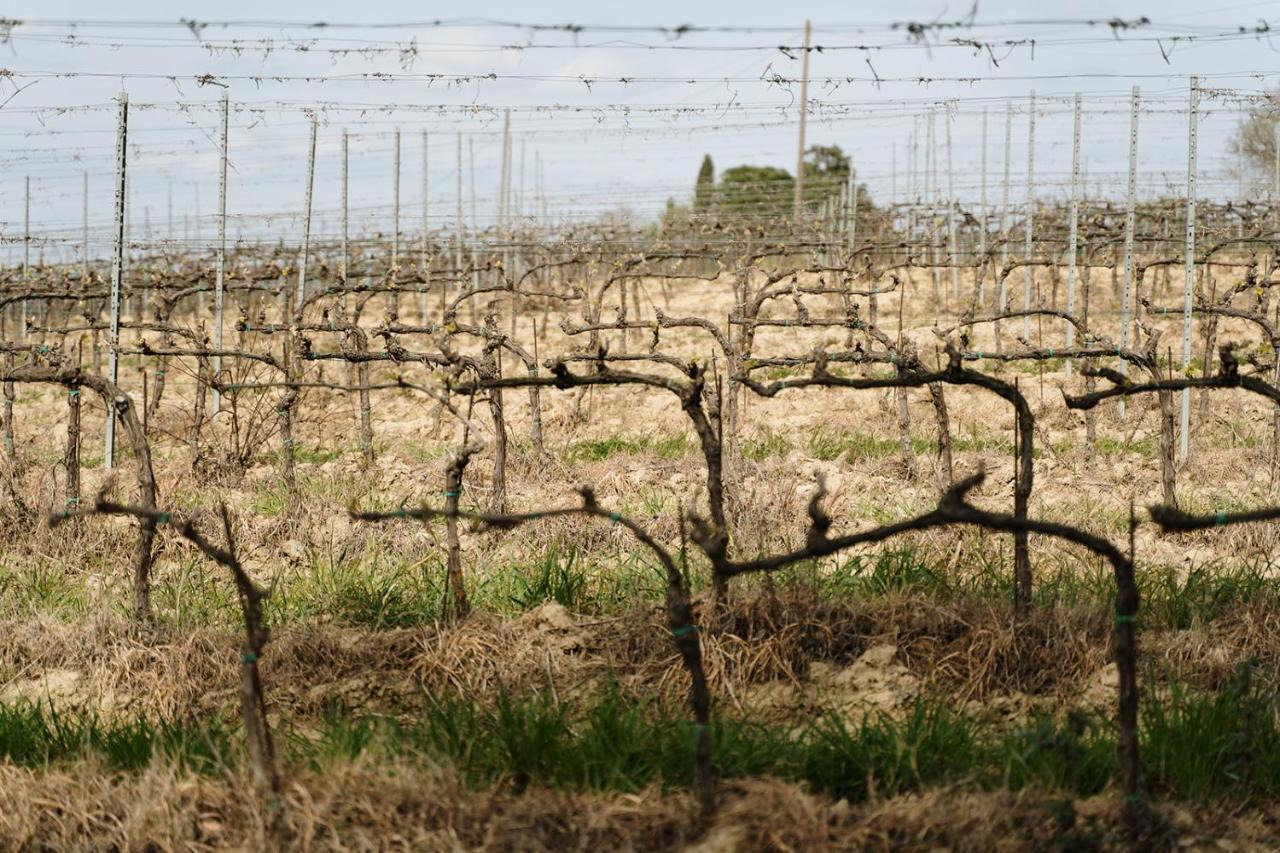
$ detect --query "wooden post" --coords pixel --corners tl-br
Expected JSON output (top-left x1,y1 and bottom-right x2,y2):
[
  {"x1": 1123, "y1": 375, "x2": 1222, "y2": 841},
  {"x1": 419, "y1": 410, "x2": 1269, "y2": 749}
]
[
  {"x1": 106, "y1": 93, "x2": 128, "y2": 471},
  {"x1": 792, "y1": 20, "x2": 811, "y2": 220},
  {"x1": 65, "y1": 385, "x2": 80, "y2": 509}
]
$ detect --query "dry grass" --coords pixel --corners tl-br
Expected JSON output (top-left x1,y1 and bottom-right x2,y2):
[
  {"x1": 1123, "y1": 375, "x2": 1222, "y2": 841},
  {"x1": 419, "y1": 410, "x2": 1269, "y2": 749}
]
[
  {"x1": 2, "y1": 757, "x2": 1278, "y2": 851},
  {"x1": 5, "y1": 269, "x2": 1280, "y2": 847}
]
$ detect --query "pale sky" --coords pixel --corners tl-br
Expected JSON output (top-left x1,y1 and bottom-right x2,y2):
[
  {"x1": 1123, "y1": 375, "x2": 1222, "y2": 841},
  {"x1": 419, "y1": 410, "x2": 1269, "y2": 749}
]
[{"x1": 2, "y1": 1, "x2": 1278, "y2": 260}]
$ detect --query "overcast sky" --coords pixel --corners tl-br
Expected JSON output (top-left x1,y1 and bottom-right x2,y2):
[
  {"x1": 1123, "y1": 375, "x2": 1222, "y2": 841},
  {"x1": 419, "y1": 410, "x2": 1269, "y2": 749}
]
[{"x1": 1, "y1": 1, "x2": 1277, "y2": 260}]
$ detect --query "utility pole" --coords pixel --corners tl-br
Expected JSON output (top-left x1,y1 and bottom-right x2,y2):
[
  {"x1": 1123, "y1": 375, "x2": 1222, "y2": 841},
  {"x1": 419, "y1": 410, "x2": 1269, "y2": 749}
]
[{"x1": 792, "y1": 19, "x2": 811, "y2": 220}]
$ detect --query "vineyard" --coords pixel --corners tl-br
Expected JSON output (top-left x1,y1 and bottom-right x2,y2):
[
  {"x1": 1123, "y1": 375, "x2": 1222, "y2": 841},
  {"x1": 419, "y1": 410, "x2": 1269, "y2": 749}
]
[{"x1": 4, "y1": 9, "x2": 1280, "y2": 852}]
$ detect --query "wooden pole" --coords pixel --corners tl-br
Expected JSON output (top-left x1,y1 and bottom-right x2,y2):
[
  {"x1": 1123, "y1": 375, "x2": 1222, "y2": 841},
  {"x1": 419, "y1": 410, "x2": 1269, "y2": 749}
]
[{"x1": 792, "y1": 20, "x2": 811, "y2": 220}]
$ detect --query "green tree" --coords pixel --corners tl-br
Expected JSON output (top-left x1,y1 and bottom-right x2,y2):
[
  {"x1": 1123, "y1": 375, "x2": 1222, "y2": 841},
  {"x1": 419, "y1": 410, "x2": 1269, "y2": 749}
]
[
  {"x1": 657, "y1": 197, "x2": 691, "y2": 234},
  {"x1": 705, "y1": 146, "x2": 870, "y2": 223},
  {"x1": 694, "y1": 154, "x2": 716, "y2": 212},
  {"x1": 801, "y1": 144, "x2": 852, "y2": 205},
  {"x1": 715, "y1": 165, "x2": 794, "y2": 218}
]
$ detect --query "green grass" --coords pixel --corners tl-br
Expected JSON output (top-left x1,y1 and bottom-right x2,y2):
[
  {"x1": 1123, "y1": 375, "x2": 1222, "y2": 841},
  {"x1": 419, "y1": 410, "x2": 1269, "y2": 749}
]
[
  {"x1": 249, "y1": 480, "x2": 291, "y2": 517},
  {"x1": 246, "y1": 470, "x2": 351, "y2": 517},
  {"x1": 1143, "y1": 663, "x2": 1280, "y2": 799},
  {"x1": 152, "y1": 551, "x2": 240, "y2": 626},
  {"x1": 1094, "y1": 435, "x2": 1158, "y2": 458},
  {"x1": 473, "y1": 543, "x2": 664, "y2": 616},
  {"x1": 270, "y1": 541, "x2": 663, "y2": 627},
  {"x1": 1139, "y1": 560, "x2": 1275, "y2": 631},
  {"x1": 0, "y1": 701, "x2": 234, "y2": 773},
  {"x1": 0, "y1": 557, "x2": 93, "y2": 617},
  {"x1": 810, "y1": 428, "x2": 903, "y2": 462},
  {"x1": 1011, "y1": 357, "x2": 1067, "y2": 374},
  {"x1": 7, "y1": 670, "x2": 1280, "y2": 803},
  {"x1": 268, "y1": 548, "x2": 445, "y2": 629},
  {"x1": 739, "y1": 428, "x2": 794, "y2": 461},
  {"x1": 807, "y1": 427, "x2": 1017, "y2": 464},
  {"x1": 1206, "y1": 419, "x2": 1263, "y2": 450},
  {"x1": 778, "y1": 543, "x2": 1280, "y2": 633},
  {"x1": 8, "y1": 517, "x2": 1280, "y2": 636},
  {"x1": 507, "y1": 546, "x2": 588, "y2": 610},
  {"x1": 563, "y1": 433, "x2": 691, "y2": 463},
  {"x1": 260, "y1": 443, "x2": 344, "y2": 465}
]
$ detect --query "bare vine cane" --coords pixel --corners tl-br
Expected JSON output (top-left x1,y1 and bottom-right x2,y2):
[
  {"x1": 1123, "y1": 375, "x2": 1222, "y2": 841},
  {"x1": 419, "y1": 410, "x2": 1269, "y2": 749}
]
[
  {"x1": 687, "y1": 470, "x2": 1144, "y2": 830},
  {"x1": 51, "y1": 499, "x2": 286, "y2": 832},
  {"x1": 350, "y1": 489, "x2": 715, "y2": 813}
]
